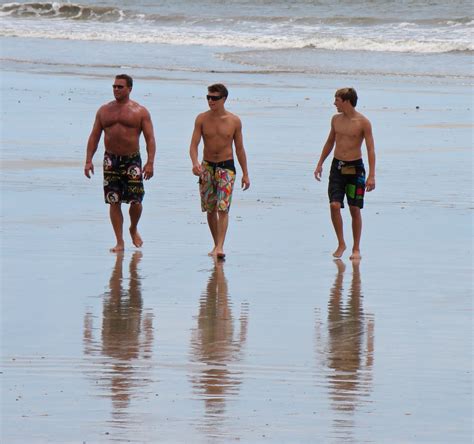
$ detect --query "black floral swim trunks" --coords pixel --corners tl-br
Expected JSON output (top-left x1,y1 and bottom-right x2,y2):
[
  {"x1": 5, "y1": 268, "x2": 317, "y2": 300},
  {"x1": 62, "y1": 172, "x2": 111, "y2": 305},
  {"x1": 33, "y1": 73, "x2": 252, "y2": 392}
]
[{"x1": 103, "y1": 151, "x2": 144, "y2": 204}]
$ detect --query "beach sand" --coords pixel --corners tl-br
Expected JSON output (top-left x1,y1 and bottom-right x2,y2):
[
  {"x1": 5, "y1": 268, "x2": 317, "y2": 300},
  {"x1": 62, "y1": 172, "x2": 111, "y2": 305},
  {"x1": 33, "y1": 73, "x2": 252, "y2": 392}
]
[{"x1": 1, "y1": 65, "x2": 472, "y2": 443}]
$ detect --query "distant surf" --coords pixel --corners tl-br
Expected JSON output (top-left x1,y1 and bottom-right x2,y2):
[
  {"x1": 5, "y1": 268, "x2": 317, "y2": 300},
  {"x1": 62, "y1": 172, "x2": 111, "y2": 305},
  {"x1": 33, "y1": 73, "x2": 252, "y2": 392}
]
[{"x1": 1, "y1": 1, "x2": 472, "y2": 54}]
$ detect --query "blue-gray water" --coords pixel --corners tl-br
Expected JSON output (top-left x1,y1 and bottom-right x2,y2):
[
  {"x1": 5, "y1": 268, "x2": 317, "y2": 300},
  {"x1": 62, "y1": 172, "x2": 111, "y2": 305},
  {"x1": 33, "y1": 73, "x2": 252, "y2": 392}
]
[{"x1": 1, "y1": 0, "x2": 473, "y2": 79}]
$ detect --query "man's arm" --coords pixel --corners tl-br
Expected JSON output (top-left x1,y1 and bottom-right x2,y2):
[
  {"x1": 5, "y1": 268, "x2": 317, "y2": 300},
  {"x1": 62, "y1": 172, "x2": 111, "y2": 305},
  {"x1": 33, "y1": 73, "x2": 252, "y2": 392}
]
[
  {"x1": 141, "y1": 108, "x2": 156, "y2": 180},
  {"x1": 363, "y1": 119, "x2": 376, "y2": 191},
  {"x1": 314, "y1": 116, "x2": 336, "y2": 181},
  {"x1": 84, "y1": 110, "x2": 103, "y2": 178},
  {"x1": 234, "y1": 117, "x2": 250, "y2": 190},
  {"x1": 189, "y1": 115, "x2": 203, "y2": 176}
]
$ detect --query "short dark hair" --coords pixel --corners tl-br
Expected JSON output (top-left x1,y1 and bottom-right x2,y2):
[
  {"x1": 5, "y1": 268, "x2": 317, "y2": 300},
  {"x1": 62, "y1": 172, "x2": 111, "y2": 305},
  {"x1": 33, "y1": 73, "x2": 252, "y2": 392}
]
[
  {"x1": 115, "y1": 74, "x2": 133, "y2": 88},
  {"x1": 335, "y1": 87, "x2": 358, "y2": 107},
  {"x1": 208, "y1": 83, "x2": 228, "y2": 98}
]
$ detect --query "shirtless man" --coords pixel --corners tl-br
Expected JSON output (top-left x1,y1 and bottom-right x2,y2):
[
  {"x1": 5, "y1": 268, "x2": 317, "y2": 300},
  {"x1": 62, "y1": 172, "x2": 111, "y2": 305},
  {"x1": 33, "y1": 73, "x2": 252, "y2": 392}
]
[
  {"x1": 189, "y1": 83, "x2": 250, "y2": 259},
  {"x1": 84, "y1": 74, "x2": 156, "y2": 252},
  {"x1": 314, "y1": 88, "x2": 376, "y2": 260}
]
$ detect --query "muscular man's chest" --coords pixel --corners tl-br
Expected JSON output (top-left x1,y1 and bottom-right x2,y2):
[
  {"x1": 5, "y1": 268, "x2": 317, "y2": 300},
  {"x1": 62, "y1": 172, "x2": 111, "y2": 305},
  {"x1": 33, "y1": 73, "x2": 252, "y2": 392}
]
[{"x1": 103, "y1": 110, "x2": 140, "y2": 129}]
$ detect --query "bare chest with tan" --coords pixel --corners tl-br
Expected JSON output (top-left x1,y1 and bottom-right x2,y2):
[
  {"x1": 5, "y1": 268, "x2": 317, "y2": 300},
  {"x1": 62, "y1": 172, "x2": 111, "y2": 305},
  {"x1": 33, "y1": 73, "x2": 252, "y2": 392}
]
[
  {"x1": 101, "y1": 104, "x2": 142, "y2": 131},
  {"x1": 202, "y1": 117, "x2": 234, "y2": 143},
  {"x1": 335, "y1": 116, "x2": 364, "y2": 140},
  {"x1": 334, "y1": 116, "x2": 365, "y2": 160},
  {"x1": 101, "y1": 104, "x2": 142, "y2": 153},
  {"x1": 202, "y1": 116, "x2": 235, "y2": 160}
]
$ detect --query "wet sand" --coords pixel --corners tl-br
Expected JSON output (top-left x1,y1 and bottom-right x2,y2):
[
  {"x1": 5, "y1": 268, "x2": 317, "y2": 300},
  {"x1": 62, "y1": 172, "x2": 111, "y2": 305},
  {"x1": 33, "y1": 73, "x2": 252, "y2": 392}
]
[{"x1": 1, "y1": 68, "x2": 472, "y2": 443}]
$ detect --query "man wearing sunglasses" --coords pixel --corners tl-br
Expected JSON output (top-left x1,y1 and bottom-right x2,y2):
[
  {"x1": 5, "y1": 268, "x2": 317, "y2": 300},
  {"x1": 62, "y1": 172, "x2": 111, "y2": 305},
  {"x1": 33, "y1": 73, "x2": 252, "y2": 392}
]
[
  {"x1": 84, "y1": 74, "x2": 156, "y2": 252},
  {"x1": 189, "y1": 83, "x2": 250, "y2": 259}
]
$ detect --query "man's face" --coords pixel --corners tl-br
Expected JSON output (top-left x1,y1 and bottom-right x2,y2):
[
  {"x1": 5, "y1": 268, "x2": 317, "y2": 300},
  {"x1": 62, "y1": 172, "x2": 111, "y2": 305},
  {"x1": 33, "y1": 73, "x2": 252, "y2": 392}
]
[
  {"x1": 334, "y1": 96, "x2": 345, "y2": 112},
  {"x1": 112, "y1": 78, "x2": 130, "y2": 100},
  {"x1": 206, "y1": 92, "x2": 225, "y2": 110}
]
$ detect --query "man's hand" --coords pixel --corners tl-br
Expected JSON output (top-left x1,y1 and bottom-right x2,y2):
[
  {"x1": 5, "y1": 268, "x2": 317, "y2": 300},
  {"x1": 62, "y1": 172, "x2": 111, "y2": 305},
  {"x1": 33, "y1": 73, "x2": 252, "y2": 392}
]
[
  {"x1": 143, "y1": 161, "x2": 154, "y2": 180},
  {"x1": 314, "y1": 164, "x2": 323, "y2": 181},
  {"x1": 366, "y1": 176, "x2": 376, "y2": 192},
  {"x1": 84, "y1": 161, "x2": 94, "y2": 178},
  {"x1": 192, "y1": 163, "x2": 203, "y2": 176},
  {"x1": 241, "y1": 175, "x2": 250, "y2": 191}
]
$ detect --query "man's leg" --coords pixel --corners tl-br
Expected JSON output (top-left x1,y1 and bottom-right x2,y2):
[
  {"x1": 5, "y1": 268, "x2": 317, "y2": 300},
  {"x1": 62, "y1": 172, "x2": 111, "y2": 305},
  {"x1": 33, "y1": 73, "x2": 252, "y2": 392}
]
[
  {"x1": 330, "y1": 201, "x2": 346, "y2": 258},
  {"x1": 109, "y1": 203, "x2": 125, "y2": 252},
  {"x1": 349, "y1": 205, "x2": 362, "y2": 260},
  {"x1": 207, "y1": 210, "x2": 219, "y2": 256},
  {"x1": 129, "y1": 202, "x2": 143, "y2": 248},
  {"x1": 215, "y1": 210, "x2": 229, "y2": 258}
]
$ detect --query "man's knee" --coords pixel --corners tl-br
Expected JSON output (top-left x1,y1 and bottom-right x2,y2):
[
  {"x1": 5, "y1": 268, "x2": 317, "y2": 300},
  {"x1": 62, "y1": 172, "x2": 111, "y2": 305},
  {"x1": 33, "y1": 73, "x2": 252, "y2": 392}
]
[
  {"x1": 330, "y1": 201, "x2": 342, "y2": 211},
  {"x1": 349, "y1": 205, "x2": 362, "y2": 217},
  {"x1": 217, "y1": 210, "x2": 230, "y2": 219}
]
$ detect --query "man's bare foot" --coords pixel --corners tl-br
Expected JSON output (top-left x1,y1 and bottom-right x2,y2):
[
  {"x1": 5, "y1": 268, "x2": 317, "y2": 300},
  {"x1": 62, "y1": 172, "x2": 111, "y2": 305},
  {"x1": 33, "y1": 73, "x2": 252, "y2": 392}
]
[
  {"x1": 129, "y1": 227, "x2": 143, "y2": 248},
  {"x1": 350, "y1": 250, "x2": 362, "y2": 260},
  {"x1": 208, "y1": 247, "x2": 217, "y2": 256},
  {"x1": 332, "y1": 244, "x2": 346, "y2": 258},
  {"x1": 215, "y1": 248, "x2": 226, "y2": 260},
  {"x1": 110, "y1": 243, "x2": 125, "y2": 253}
]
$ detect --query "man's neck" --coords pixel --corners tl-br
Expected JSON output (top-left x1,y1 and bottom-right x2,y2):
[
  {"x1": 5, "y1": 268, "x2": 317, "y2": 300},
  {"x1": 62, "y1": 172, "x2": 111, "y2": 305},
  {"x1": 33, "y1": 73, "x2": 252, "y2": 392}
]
[
  {"x1": 343, "y1": 108, "x2": 357, "y2": 118},
  {"x1": 210, "y1": 107, "x2": 226, "y2": 116},
  {"x1": 115, "y1": 97, "x2": 130, "y2": 105}
]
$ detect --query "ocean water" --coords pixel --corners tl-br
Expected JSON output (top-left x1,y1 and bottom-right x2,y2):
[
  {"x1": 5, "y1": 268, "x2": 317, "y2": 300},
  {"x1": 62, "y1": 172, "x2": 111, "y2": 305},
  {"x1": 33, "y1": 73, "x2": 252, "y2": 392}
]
[{"x1": 1, "y1": 0, "x2": 473, "y2": 79}]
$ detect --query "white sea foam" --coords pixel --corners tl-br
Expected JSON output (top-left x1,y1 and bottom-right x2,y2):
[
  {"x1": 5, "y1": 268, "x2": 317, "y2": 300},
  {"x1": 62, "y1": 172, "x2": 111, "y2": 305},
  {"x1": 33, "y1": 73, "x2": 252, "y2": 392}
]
[
  {"x1": 0, "y1": 1, "x2": 473, "y2": 54},
  {"x1": 0, "y1": 19, "x2": 472, "y2": 54}
]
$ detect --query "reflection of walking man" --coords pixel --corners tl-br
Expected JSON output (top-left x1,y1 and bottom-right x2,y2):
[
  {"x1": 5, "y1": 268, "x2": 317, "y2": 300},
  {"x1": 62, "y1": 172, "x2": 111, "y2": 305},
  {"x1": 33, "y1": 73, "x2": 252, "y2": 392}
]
[
  {"x1": 85, "y1": 74, "x2": 156, "y2": 252},
  {"x1": 190, "y1": 258, "x2": 249, "y2": 419},
  {"x1": 83, "y1": 251, "x2": 153, "y2": 413},
  {"x1": 189, "y1": 83, "x2": 250, "y2": 259},
  {"x1": 325, "y1": 259, "x2": 374, "y2": 416},
  {"x1": 314, "y1": 88, "x2": 376, "y2": 260}
]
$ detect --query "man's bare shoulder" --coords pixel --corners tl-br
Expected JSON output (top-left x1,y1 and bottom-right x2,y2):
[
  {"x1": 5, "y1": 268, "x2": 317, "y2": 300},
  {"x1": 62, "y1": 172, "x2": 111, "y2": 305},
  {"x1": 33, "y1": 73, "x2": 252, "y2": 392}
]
[
  {"x1": 98, "y1": 101, "x2": 116, "y2": 113},
  {"x1": 227, "y1": 111, "x2": 241, "y2": 123},
  {"x1": 194, "y1": 111, "x2": 209, "y2": 126},
  {"x1": 197, "y1": 110, "x2": 212, "y2": 119},
  {"x1": 355, "y1": 110, "x2": 369, "y2": 119},
  {"x1": 128, "y1": 100, "x2": 150, "y2": 115},
  {"x1": 354, "y1": 111, "x2": 372, "y2": 129},
  {"x1": 331, "y1": 112, "x2": 344, "y2": 124}
]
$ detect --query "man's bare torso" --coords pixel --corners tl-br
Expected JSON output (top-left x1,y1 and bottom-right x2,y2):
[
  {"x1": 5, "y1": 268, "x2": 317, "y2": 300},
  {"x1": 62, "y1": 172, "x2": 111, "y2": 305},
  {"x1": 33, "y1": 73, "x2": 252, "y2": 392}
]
[
  {"x1": 201, "y1": 111, "x2": 237, "y2": 162},
  {"x1": 333, "y1": 112, "x2": 368, "y2": 161},
  {"x1": 100, "y1": 100, "x2": 144, "y2": 155}
]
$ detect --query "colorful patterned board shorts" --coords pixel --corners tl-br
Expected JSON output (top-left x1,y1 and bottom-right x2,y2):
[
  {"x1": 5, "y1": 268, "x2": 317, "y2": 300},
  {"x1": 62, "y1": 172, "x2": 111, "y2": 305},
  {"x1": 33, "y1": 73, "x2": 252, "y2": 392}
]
[
  {"x1": 328, "y1": 158, "x2": 366, "y2": 209},
  {"x1": 103, "y1": 151, "x2": 144, "y2": 204},
  {"x1": 199, "y1": 159, "x2": 236, "y2": 213}
]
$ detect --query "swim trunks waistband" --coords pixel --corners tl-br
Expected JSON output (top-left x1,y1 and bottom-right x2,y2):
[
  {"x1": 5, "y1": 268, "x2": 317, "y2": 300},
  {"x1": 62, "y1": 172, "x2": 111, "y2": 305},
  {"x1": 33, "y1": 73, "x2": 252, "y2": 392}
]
[
  {"x1": 105, "y1": 151, "x2": 140, "y2": 160},
  {"x1": 203, "y1": 159, "x2": 236, "y2": 173},
  {"x1": 333, "y1": 158, "x2": 363, "y2": 166}
]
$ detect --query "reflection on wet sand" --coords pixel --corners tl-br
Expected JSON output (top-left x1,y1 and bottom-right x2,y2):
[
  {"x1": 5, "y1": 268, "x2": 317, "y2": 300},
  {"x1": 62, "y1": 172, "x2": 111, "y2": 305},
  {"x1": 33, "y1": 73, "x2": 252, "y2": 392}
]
[
  {"x1": 190, "y1": 259, "x2": 249, "y2": 437},
  {"x1": 83, "y1": 252, "x2": 154, "y2": 422},
  {"x1": 316, "y1": 260, "x2": 374, "y2": 440}
]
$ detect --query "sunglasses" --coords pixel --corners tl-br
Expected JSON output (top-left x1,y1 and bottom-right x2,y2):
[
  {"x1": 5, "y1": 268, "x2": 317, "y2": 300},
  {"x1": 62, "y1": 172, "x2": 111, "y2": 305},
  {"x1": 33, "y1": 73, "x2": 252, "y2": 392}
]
[
  {"x1": 206, "y1": 95, "x2": 224, "y2": 101},
  {"x1": 112, "y1": 85, "x2": 125, "y2": 89}
]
